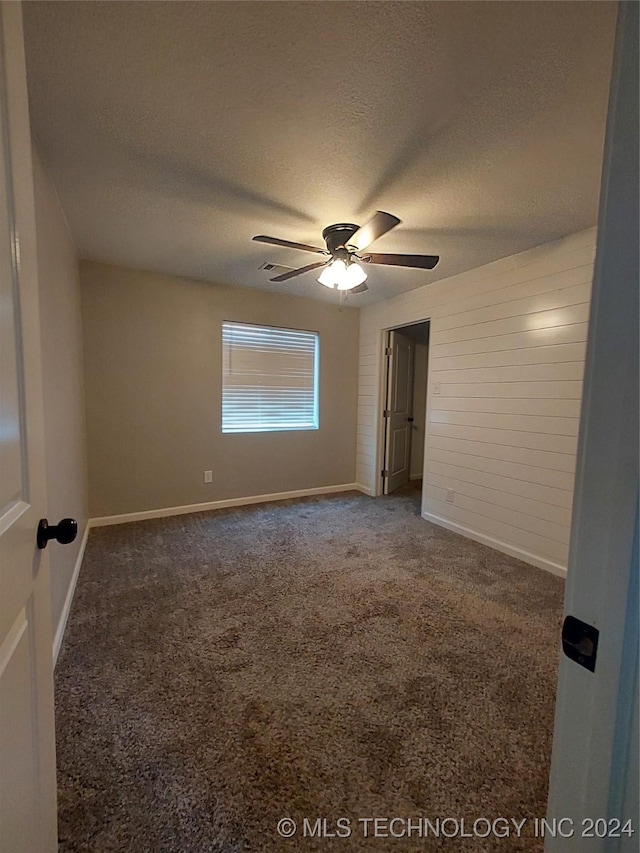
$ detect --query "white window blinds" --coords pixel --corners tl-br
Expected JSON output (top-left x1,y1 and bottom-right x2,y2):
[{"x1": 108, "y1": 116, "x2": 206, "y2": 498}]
[{"x1": 222, "y1": 322, "x2": 319, "y2": 433}]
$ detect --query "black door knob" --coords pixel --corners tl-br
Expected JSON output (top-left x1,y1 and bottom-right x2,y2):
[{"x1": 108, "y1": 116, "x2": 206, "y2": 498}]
[
  {"x1": 37, "y1": 518, "x2": 78, "y2": 550},
  {"x1": 407, "y1": 417, "x2": 415, "y2": 422}
]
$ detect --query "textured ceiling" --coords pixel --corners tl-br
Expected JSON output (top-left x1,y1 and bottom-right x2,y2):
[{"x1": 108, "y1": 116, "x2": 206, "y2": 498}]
[{"x1": 23, "y1": 1, "x2": 616, "y2": 305}]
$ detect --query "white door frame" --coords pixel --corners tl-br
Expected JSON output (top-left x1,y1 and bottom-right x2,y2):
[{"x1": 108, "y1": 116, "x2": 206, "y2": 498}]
[
  {"x1": 376, "y1": 318, "x2": 431, "y2": 497},
  {"x1": 383, "y1": 329, "x2": 416, "y2": 494},
  {"x1": 545, "y1": 2, "x2": 639, "y2": 848}
]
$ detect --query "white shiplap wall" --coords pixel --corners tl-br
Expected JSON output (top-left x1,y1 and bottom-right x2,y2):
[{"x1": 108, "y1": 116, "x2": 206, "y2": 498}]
[{"x1": 357, "y1": 228, "x2": 596, "y2": 576}]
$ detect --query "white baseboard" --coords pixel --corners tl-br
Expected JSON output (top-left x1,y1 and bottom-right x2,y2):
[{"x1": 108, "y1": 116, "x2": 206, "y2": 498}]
[
  {"x1": 90, "y1": 483, "x2": 363, "y2": 527},
  {"x1": 53, "y1": 521, "x2": 90, "y2": 666},
  {"x1": 356, "y1": 483, "x2": 375, "y2": 496},
  {"x1": 421, "y1": 511, "x2": 567, "y2": 578}
]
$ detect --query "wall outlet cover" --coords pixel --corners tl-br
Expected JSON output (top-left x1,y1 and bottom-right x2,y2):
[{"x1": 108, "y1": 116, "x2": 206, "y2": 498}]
[
  {"x1": 204, "y1": 470, "x2": 213, "y2": 483},
  {"x1": 446, "y1": 488, "x2": 455, "y2": 503}
]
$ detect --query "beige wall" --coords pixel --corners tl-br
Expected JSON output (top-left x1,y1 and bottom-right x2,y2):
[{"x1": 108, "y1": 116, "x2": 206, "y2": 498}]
[
  {"x1": 32, "y1": 145, "x2": 88, "y2": 641},
  {"x1": 358, "y1": 228, "x2": 596, "y2": 575},
  {"x1": 80, "y1": 262, "x2": 359, "y2": 518}
]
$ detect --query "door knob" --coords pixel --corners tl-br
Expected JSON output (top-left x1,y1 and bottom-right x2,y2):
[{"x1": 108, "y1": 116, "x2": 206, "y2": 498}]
[
  {"x1": 407, "y1": 417, "x2": 414, "y2": 422},
  {"x1": 37, "y1": 518, "x2": 78, "y2": 550}
]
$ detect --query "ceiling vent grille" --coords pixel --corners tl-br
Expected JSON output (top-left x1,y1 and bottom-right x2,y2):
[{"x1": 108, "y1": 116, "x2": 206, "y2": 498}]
[{"x1": 259, "y1": 262, "x2": 294, "y2": 275}]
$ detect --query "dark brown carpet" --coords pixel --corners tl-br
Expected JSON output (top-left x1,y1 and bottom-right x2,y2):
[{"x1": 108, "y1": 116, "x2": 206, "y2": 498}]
[{"x1": 55, "y1": 484, "x2": 565, "y2": 852}]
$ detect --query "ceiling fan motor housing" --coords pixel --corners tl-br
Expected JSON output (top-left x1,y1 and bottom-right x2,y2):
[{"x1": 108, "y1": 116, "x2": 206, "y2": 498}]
[{"x1": 322, "y1": 223, "x2": 359, "y2": 256}]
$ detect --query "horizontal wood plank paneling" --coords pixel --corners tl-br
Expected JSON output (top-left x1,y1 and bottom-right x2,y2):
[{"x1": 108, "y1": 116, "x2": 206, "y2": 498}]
[
  {"x1": 429, "y1": 410, "x2": 580, "y2": 435},
  {"x1": 436, "y1": 280, "x2": 591, "y2": 331},
  {"x1": 428, "y1": 434, "x2": 577, "y2": 472},
  {"x1": 425, "y1": 498, "x2": 570, "y2": 565},
  {"x1": 433, "y1": 361, "x2": 584, "y2": 383},
  {"x1": 428, "y1": 485, "x2": 570, "y2": 544},
  {"x1": 431, "y1": 342, "x2": 587, "y2": 370},
  {"x1": 357, "y1": 228, "x2": 595, "y2": 573},
  {"x1": 428, "y1": 421, "x2": 578, "y2": 454},
  {"x1": 431, "y1": 302, "x2": 590, "y2": 345},
  {"x1": 432, "y1": 323, "x2": 589, "y2": 358},
  {"x1": 428, "y1": 396, "x2": 582, "y2": 418},
  {"x1": 436, "y1": 258, "x2": 593, "y2": 319},
  {"x1": 427, "y1": 447, "x2": 575, "y2": 490},
  {"x1": 437, "y1": 381, "x2": 583, "y2": 399},
  {"x1": 428, "y1": 458, "x2": 574, "y2": 509},
  {"x1": 427, "y1": 471, "x2": 573, "y2": 527}
]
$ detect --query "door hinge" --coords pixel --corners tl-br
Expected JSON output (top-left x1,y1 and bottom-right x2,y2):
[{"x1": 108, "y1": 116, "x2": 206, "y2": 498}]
[
  {"x1": 383, "y1": 409, "x2": 390, "y2": 418},
  {"x1": 385, "y1": 346, "x2": 393, "y2": 356},
  {"x1": 381, "y1": 469, "x2": 388, "y2": 477}
]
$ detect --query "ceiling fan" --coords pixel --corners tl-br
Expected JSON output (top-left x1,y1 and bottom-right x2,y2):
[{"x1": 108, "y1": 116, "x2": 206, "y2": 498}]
[{"x1": 253, "y1": 211, "x2": 439, "y2": 294}]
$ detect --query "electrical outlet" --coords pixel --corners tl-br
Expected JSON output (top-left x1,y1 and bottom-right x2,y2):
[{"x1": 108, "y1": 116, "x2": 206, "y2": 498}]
[
  {"x1": 433, "y1": 381, "x2": 442, "y2": 395},
  {"x1": 446, "y1": 488, "x2": 455, "y2": 503},
  {"x1": 204, "y1": 470, "x2": 213, "y2": 484}
]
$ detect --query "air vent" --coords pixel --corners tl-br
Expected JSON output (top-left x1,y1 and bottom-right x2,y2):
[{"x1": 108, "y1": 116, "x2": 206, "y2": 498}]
[{"x1": 259, "y1": 262, "x2": 294, "y2": 275}]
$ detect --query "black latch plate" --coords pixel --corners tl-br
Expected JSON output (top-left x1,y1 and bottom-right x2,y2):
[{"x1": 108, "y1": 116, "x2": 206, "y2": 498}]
[{"x1": 562, "y1": 615, "x2": 599, "y2": 673}]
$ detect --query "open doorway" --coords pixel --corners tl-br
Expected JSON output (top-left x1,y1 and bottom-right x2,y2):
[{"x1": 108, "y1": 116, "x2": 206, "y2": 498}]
[{"x1": 382, "y1": 321, "x2": 430, "y2": 497}]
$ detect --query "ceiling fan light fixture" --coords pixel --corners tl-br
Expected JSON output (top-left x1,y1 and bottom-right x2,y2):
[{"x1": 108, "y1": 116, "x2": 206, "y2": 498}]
[
  {"x1": 318, "y1": 258, "x2": 367, "y2": 290},
  {"x1": 317, "y1": 265, "x2": 337, "y2": 288},
  {"x1": 339, "y1": 261, "x2": 368, "y2": 290},
  {"x1": 317, "y1": 259, "x2": 346, "y2": 288},
  {"x1": 260, "y1": 211, "x2": 438, "y2": 287}
]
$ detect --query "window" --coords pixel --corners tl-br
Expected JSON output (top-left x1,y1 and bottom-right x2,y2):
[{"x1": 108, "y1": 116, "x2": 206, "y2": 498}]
[{"x1": 222, "y1": 322, "x2": 319, "y2": 433}]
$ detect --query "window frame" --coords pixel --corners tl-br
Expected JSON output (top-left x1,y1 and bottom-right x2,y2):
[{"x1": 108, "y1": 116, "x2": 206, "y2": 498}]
[{"x1": 221, "y1": 320, "x2": 320, "y2": 435}]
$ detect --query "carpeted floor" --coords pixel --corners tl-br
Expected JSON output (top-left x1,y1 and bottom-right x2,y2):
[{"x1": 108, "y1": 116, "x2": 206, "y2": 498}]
[{"x1": 55, "y1": 484, "x2": 565, "y2": 852}]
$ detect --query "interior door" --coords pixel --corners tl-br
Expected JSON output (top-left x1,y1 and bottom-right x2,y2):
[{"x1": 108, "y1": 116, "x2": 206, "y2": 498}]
[
  {"x1": 383, "y1": 330, "x2": 415, "y2": 494},
  {"x1": 0, "y1": 3, "x2": 58, "y2": 851}
]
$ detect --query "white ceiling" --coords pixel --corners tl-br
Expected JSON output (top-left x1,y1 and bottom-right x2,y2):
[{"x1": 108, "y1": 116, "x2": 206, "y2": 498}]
[{"x1": 23, "y1": 1, "x2": 616, "y2": 305}]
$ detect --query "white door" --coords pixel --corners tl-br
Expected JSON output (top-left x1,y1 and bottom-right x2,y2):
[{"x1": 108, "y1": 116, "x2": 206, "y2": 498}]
[
  {"x1": 383, "y1": 330, "x2": 415, "y2": 494},
  {"x1": 545, "y1": 3, "x2": 638, "y2": 850},
  {"x1": 0, "y1": 3, "x2": 58, "y2": 851}
]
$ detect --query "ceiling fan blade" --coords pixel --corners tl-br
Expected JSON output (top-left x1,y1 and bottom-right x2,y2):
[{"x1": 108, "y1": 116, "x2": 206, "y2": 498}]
[
  {"x1": 252, "y1": 235, "x2": 326, "y2": 254},
  {"x1": 349, "y1": 211, "x2": 401, "y2": 252},
  {"x1": 362, "y1": 252, "x2": 440, "y2": 270},
  {"x1": 269, "y1": 261, "x2": 328, "y2": 282},
  {"x1": 349, "y1": 283, "x2": 369, "y2": 294}
]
